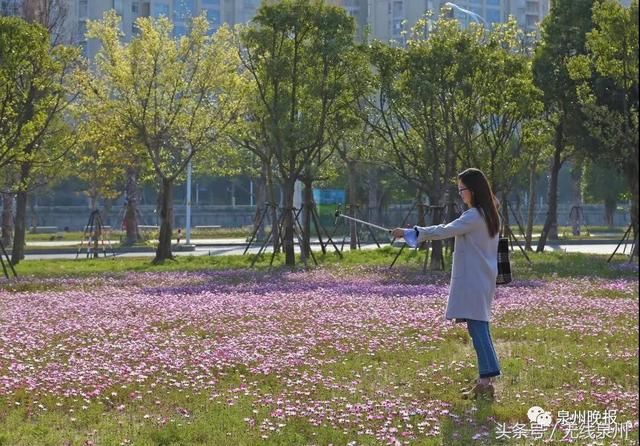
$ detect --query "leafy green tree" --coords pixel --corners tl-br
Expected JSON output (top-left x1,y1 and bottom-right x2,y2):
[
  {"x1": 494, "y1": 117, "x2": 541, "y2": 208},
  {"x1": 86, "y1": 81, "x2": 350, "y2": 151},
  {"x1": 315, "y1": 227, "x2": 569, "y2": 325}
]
[
  {"x1": 328, "y1": 114, "x2": 381, "y2": 250},
  {"x1": 519, "y1": 117, "x2": 554, "y2": 250},
  {"x1": 459, "y1": 19, "x2": 543, "y2": 202},
  {"x1": 0, "y1": 17, "x2": 80, "y2": 264},
  {"x1": 367, "y1": 16, "x2": 540, "y2": 267},
  {"x1": 80, "y1": 12, "x2": 246, "y2": 262},
  {"x1": 1, "y1": 173, "x2": 16, "y2": 248},
  {"x1": 240, "y1": 0, "x2": 366, "y2": 266},
  {"x1": 567, "y1": 0, "x2": 639, "y2": 251},
  {"x1": 228, "y1": 108, "x2": 281, "y2": 251},
  {"x1": 71, "y1": 95, "x2": 150, "y2": 245},
  {"x1": 367, "y1": 17, "x2": 470, "y2": 269},
  {"x1": 583, "y1": 161, "x2": 627, "y2": 228},
  {"x1": 532, "y1": 0, "x2": 595, "y2": 251},
  {"x1": 310, "y1": 42, "x2": 372, "y2": 254}
]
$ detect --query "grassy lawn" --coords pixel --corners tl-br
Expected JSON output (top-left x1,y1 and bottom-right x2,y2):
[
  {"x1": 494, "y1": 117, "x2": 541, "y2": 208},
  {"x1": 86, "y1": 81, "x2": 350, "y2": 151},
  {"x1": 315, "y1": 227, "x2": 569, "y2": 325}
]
[
  {"x1": 0, "y1": 250, "x2": 637, "y2": 445},
  {"x1": 24, "y1": 227, "x2": 252, "y2": 243},
  {"x1": 521, "y1": 225, "x2": 627, "y2": 240},
  {"x1": 6, "y1": 248, "x2": 639, "y2": 281}
]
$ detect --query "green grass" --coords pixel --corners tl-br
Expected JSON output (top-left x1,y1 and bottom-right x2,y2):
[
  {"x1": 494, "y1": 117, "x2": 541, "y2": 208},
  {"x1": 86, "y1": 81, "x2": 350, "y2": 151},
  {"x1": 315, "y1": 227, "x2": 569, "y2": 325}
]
[
  {"x1": 6, "y1": 246, "x2": 638, "y2": 282},
  {"x1": 519, "y1": 225, "x2": 626, "y2": 240},
  {"x1": 24, "y1": 227, "x2": 252, "y2": 243},
  {"x1": 0, "y1": 320, "x2": 636, "y2": 445},
  {"x1": 0, "y1": 250, "x2": 637, "y2": 445}
]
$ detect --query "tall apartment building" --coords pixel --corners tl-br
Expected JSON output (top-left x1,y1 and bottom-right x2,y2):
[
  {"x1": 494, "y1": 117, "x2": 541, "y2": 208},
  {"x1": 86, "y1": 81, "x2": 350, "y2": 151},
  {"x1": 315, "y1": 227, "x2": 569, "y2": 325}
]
[
  {"x1": 439, "y1": 0, "x2": 505, "y2": 27},
  {"x1": 2, "y1": 0, "x2": 552, "y2": 56},
  {"x1": 0, "y1": 0, "x2": 21, "y2": 16},
  {"x1": 68, "y1": 0, "x2": 262, "y2": 58},
  {"x1": 330, "y1": 0, "x2": 548, "y2": 43},
  {"x1": 0, "y1": 0, "x2": 261, "y2": 57},
  {"x1": 430, "y1": 0, "x2": 550, "y2": 33},
  {"x1": 506, "y1": 0, "x2": 550, "y2": 34}
]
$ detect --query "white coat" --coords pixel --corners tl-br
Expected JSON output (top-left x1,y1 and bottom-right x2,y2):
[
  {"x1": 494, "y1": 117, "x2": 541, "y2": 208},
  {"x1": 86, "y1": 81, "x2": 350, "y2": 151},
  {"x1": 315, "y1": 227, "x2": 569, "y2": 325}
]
[{"x1": 415, "y1": 207, "x2": 498, "y2": 322}]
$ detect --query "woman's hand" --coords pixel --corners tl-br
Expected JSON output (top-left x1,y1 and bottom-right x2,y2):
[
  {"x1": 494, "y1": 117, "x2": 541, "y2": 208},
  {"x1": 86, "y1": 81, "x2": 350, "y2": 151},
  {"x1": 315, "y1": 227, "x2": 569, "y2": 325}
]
[{"x1": 391, "y1": 228, "x2": 405, "y2": 238}]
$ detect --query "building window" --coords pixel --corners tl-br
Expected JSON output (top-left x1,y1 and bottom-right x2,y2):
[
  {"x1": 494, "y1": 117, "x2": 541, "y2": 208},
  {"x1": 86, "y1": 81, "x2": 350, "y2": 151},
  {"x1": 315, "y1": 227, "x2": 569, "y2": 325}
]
[
  {"x1": 77, "y1": 19, "x2": 87, "y2": 38},
  {"x1": 0, "y1": 1, "x2": 19, "y2": 16},
  {"x1": 392, "y1": 18, "x2": 403, "y2": 35},
  {"x1": 202, "y1": 0, "x2": 219, "y2": 6},
  {"x1": 173, "y1": 0, "x2": 195, "y2": 20},
  {"x1": 132, "y1": 1, "x2": 139, "y2": 14},
  {"x1": 80, "y1": 40, "x2": 88, "y2": 58},
  {"x1": 78, "y1": 19, "x2": 85, "y2": 33},
  {"x1": 242, "y1": 0, "x2": 259, "y2": 22},
  {"x1": 173, "y1": 24, "x2": 187, "y2": 36},
  {"x1": 79, "y1": 0, "x2": 88, "y2": 18},
  {"x1": 204, "y1": 8, "x2": 220, "y2": 25},
  {"x1": 486, "y1": 0, "x2": 500, "y2": 5},
  {"x1": 140, "y1": 2, "x2": 150, "y2": 17},
  {"x1": 112, "y1": 0, "x2": 123, "y2": 15},
  {"x1": 153, "y1": 2, "x2": 169, "y2": 17},
  {"x1": 486, "y1": 8, "x2": 501, "y2": 23},
  {"x1": 392, "y1": 1, "x2": 402, "y2": 18},
  {"x1": 526, "y1": 15, "x2": 537, "y2": 27}
]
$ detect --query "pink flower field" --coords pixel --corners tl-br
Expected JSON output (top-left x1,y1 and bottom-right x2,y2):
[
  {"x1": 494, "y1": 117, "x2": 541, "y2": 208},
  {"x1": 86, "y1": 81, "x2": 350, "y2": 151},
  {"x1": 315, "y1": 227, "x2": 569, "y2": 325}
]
[{"x1": 0, "y1": 267, "x2": 638, "y2": 445}]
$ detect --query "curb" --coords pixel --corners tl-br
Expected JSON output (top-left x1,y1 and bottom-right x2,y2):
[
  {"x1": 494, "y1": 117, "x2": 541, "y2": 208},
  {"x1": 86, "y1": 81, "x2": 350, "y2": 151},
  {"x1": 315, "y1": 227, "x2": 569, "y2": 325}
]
[{"x1": 12, "y1": 244, "x2": 197, "y2": 256}]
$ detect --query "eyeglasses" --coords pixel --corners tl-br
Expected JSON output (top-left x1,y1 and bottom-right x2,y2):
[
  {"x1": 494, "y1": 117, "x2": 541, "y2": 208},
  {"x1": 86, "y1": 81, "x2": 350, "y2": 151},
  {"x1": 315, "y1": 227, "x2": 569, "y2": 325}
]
[{"x1": 458, "y1": 187, "x2": 469, "y2": 194}]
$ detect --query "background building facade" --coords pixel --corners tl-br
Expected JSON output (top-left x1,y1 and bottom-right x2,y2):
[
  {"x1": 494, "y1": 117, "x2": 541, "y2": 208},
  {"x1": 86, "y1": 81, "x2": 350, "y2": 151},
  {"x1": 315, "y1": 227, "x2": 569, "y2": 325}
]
[{"x1": 3, "y1": 0, "x2": 551, "y2": 57}]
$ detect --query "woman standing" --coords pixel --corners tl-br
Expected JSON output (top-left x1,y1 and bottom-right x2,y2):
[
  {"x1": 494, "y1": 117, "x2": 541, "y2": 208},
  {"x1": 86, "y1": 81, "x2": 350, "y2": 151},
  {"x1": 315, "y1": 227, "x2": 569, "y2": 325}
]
[{"x1": 392, "y1": 168, "x2": 501, "y2": 399}]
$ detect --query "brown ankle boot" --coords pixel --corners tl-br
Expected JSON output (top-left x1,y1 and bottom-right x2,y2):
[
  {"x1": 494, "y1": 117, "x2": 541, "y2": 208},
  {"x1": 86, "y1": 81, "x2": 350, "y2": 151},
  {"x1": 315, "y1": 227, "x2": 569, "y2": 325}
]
[
  {"x1": 460, "y1": 378, "x2": 478, "y2": 393},
  {"x1": 461, "y1": 383, "x2": 495, "y2": 400}
]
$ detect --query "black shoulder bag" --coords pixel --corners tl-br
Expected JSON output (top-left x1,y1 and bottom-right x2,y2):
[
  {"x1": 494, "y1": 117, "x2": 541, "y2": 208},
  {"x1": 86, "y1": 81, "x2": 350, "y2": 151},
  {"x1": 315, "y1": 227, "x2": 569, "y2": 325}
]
[{"x1": 496, "y1": 237, "x2": 512, "y2": 285}]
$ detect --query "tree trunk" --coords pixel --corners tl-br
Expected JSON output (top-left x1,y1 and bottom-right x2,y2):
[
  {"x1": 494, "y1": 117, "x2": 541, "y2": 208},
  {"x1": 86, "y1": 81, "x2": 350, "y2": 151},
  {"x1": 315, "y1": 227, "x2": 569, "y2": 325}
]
[
  {"x1": 153, "y1": 178, "x2": 174, "y2": 263},
  {"x1": 253, "y1": 162, "x2": 268, "y2": 241},
  {"x1": 123, "y1": 167, "x2": 140, "y2": 245},
  {"x1": 266, "y1": 162, "x2": 280, "y2": 253},
  {"x1": 501, "y1": 192, "x2": 510, "y2": 234},
  {"x1": 514, "y1": 193, "x2": 522, "y2": 222},
  {"x1": 301, "y1": 177, "x2": 313, "y2": 261},
  {"x1": 536, "y1": 130, "x2": 563, "y2": 252},
  {"x1": 628, "y1": 171, "x2": 639, "y2": 259},
  {"x1": 10, "y1": 160, "x2": 32, "y2": 265},
  {"x1": 28, "y1": 192, "x2": 38, "y2": 229},
  {"x1": 570, "y1": 159, "x2": 583, "y2": 236},
  {"x1": 1, "y1": 193, "x2": 14, "y2": 247},
  {"x1": 416, "y1": 204, "x2": 426, "y2": 228},
  {"x1": 347, "y1": 160, "x2": 358, "y2": 250},
  {"x1": 525, "y1": 164, "x2": 538, "y2": 251},
  {"x1": 366, "y1": 165, "x2": 383, "y2": 225},
  {"x1": 416, "y1": 194, "x2": 427, "y2": 250},
  {"x1": 89, "y1": 194, "x2": 98, "y2": 211},
  {"x1": 281, "y1": 179, "x2": 296, "y2": 266},
  {"x1": 444, "y1": 185, "x2": 459, "y2": 254},
  {"x1": 603, "y1": 197, "x2": 615, "y2": 228},
  {"x1": 11, "y1": 190, "x2": 27, "y2": 265},
  {"x1": 429, "y1": 203, "x2": 444, "y2": 271}
]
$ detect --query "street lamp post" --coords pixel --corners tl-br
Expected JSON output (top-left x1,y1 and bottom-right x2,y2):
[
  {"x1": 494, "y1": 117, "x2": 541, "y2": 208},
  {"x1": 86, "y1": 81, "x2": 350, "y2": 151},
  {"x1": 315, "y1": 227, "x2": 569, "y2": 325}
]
[{"x1": 443, "y1": 2, "x2": 488, "y2": 27}]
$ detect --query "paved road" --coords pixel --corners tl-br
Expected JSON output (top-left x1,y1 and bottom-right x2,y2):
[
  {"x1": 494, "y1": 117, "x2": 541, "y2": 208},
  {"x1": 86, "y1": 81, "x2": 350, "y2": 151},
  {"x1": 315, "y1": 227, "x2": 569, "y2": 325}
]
[
  {"x1": 542, "y1": 243, "x2": 634, "y2": 255},
  {"x1": 18, "y1": 240, "x2": 636, "y2": 260}
]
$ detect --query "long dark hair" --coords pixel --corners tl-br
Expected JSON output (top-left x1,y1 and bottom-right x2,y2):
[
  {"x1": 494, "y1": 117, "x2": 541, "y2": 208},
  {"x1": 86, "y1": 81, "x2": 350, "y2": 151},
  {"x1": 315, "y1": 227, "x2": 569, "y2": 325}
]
[{"x1": 458, "y1": 168, "x2": 500, "y2": 238}]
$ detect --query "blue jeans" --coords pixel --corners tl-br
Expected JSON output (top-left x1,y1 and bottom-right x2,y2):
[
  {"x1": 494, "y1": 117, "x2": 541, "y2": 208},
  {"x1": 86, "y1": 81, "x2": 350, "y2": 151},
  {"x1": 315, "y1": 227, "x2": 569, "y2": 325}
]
[{"x1": 466, "y1": 320, "x2": 501, "y2": 379}]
